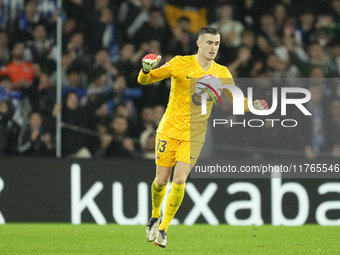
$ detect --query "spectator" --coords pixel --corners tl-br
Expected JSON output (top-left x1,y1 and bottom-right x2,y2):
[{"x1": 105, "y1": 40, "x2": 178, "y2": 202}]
[
  {"x1": 265, "y1": 53, "x2": 289, "y2": 78},
  {"x1": 227, "y1": 45, "x2": 252, "y2": 78},
  {"x1": 60, "y1": 17, "x2": 79, "y2": 45},
  {"x1": 94, "y1": 102, "x2": 111, "y2": 127},
  {"x1": 87, "y1": 6, "x2": 121, "y2": 63},
  {"x1": 274, "y1": 23, "x2": 310, "y2": 79},
  {"x1": 35, "y1": 0, "x2": 67, "y2": 43},
  {"x1": 273, "y1": 3, "x2": 287, "y2": 31},
  {"x1": 326, "y1": 96, "x2": 340, "y2": 157},
  {"x1": 164, "y1": 0, "x2": 208, "y2": 33},
  {"x1": 108, "y1": 74, "x2": 142, "y2": 119},
  {"x1": 169, "y1": 31, "x2": 196, "y2": 56},
  {"x1": 117, "y1": 0, "x2": 141, "y2": 37},
  {"x1": 0, "y1": 42, "x2": 35, "y2": 90},
  {"x1": 309, "y1": 66, "x2": 333, "y2": 96},
  {"x1": 66, "y1": 30, "x2": 92, "y2": 72},
  {"x1": 279, "y1": 0, "x2": 301, "y2": 19},
  {"x1": 53, "y1": 88, "x2": 116, "y2": 157},
  {"x1": 327, "y1": 38, "x2": 340, "y2": 77},
  {"x1": 0, "y1": 98, "x2": 15, "y2": 156},
  {"x1": 113, "y1": 103, "x2": 139, "y2": 135},
  {"x1": 139, "y1": 105, "x2": 156, "y2": 132},
  {"x1": 113, "y1": 43, "x2": 146, "y2": 81},
  {"x1": 139, "y1": 128, "x2": 156, "y2": 159},
  {"x1": 256, "y1": 32, "x2": 274, "y2": 59},
  {"x1": 50, "y1": 49, "x2": 75, "y2": 87},
  {"x1": 93, "y1": 48, "x2": 117, "y2": 86},
  {"x1": 37, "y1": 0, "x2": 64, "y2": 28},
  {"x1": 331, "y1": 0, "x2": 340, "y2": 21},
  {"x1": 22, "y1": 71, "x2": 55, "y2": 120},
  {"x1": 210, "y1": 2, "x2": 244, "y2": 47},
  {"x1": 239, "y1": 0, "x2": 261, "y2": 28},
  {"x1": 0, "y1": 29, "x2": 11, "y2": 66},
  {"x1": 12, "y1": 0, "x2": 45, "y2": 42},
  {"x1": 219, "y1": 29, "x2": 262, "y2": 69},
  {"x1": 62, "y1": 67, "x2": 87, "y2": 101},
  {"x1": 258, "y1": 13, "x2": 278, "y2": 47},
  {"x1": 17, "y1": 111, "x2": 54, "y2": 156},
  {"x1": 285, "y1": 32, "x2": 332, "y2": 77},
  {"x1": 114, "y1": 103, "x2": 129, "y2": 118},
  {"x1": 168, "y1": 17, "x2": 196, "y2": 55},
  {"x1": 148, "y1": 39, "x2": 162, "y2": 56},
  {"x1": 126, "y1": 0, "x2": 152, "y2": 39},
  {"x1": 293, "y1": 84, "x2": 329, "y2": 160},
  {"x1": 0, "y1": 0, "x2": 24, "y2": 29},
  {"x1": 24, "y1": 23, "x2": 55, "y2": 71},
  {"x1": 133, "y1": 7, "x2": 169, "y2": 48},
  {"x1": 315, "y1": 13, "x2": 340, "y2": 47},
  {"x1": 0, "y1": 74, "x2": 24, "y2": 126},
  {"x1": 294, "y1": 9, "x2": 316, "y2": 47},
  {"x1": 87, "y1": 67, "x2": 108, "y2": 95},
  {"x1": 62, "y1": 0, "x2": 84, "y2": 23},
  {"x1": 96, "y1": 116, "x2": 139, "y2": 158}
]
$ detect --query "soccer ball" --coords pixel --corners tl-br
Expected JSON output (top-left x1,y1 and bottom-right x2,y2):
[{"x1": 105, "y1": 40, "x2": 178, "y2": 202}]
[{"x1": 195, "y1": 75, "x2": 222, "y2": 100}]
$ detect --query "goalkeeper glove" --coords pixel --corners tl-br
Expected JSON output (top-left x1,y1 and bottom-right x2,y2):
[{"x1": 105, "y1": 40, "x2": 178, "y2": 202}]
[
  {"x1": 254, "y1": 100, "x2": 269, "y2": 110},
  {"x1": 142, "y1": 54, "x2": 161, "y2": 73}
]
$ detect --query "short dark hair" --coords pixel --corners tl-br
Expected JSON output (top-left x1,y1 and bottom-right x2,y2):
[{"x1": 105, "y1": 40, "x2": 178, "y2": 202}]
[
  {"x1": 24, "y1": 0, "x2": 37, "y2": 6},
  {"x1": 11, "y1": 41, "x2": 25, "y2": 51},
  {"x1": 94, "y1": 47, "x2": 109, "y2": 56},
  {"x1": 66, "y1": 66, "x2": 80, "y2": 76},
  {"x1": 149, "y1": 7, "x2": 162, "y2": 14},
  {"x1": 89, "y1": 67, "x2": 106, "y2": 82},
  {"x1": 178, "y1": 16, "x2": 190, "y2": 23},
  {"x1": 29, "y1": 110, "x2": 41, "y2": 119},
  {"x1": 198, "y1": 26, "x2": 221, "y2": 39},
  {"x1": 32, "y1": 22, "x2": 46, "y2": 31}
]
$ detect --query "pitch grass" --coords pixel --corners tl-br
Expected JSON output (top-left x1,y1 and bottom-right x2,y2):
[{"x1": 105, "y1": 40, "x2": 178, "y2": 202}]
[{"x1": 1, "y1": 224, "x2": 339, "y2": 255}]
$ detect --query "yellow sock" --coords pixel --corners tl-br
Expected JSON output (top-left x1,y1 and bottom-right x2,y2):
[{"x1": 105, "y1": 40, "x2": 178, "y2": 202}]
[
  {"x1": 151, "y1": 179, "x2": 167, "y2": 218},
  {"x1": 159, "y1": 182, "x2": 185, "y2": 232}
]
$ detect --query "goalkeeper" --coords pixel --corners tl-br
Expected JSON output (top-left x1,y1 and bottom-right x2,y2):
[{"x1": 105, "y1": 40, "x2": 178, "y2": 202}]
[{"x1": 137, "y1": 26, "x2": 268, "y2": 248}]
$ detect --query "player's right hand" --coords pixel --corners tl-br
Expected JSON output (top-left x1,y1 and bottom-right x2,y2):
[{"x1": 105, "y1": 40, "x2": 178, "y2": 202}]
[{"x1": 142, "y1": 54, "x2": 161, "y2": 73}]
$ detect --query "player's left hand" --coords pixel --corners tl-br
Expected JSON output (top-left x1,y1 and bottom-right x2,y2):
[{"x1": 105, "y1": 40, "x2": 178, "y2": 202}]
[
  {"x1": 142, "y1": 54, "x2": 162, "y2": 73},
  {"x1": 254, "y1": 100, "x2": 269, "y2": 110}
]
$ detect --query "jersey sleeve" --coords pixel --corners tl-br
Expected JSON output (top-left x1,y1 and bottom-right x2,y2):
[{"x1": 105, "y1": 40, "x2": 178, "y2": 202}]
[
  {"x1": 137, "y1": 56, "x2": 180, "y2": 85},
  {"x1": 222, "y1": 67, "x2": 250, "y2": 112}
]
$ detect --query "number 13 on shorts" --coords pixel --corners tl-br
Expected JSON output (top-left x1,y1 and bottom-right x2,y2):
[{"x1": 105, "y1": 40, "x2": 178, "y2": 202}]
[{"x1": 157, "y1": 139, "x2": 168, "y2": 153}]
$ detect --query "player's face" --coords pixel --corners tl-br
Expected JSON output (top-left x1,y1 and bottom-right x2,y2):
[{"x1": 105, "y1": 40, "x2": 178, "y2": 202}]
[{"x1": 197, "y1": 33, "x2": 220, "y2": 60}]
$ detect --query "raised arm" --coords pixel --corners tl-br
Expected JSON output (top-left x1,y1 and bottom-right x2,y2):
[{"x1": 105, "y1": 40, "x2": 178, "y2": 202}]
[
  {"x1": 221, "y1": 68, "x2": 268, "y2": 112},
  {"x1": 223, "y1": 88, "x2": 251, "y2": 112}
]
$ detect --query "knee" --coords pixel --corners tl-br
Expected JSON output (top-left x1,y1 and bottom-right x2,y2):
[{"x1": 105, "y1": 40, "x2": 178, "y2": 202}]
[
  {"x1": 155, "y1": 177, "x2": 168, "y2": 186},
  {"x1": 173, "y1": 177, "x2": 186, "y2": 185}
]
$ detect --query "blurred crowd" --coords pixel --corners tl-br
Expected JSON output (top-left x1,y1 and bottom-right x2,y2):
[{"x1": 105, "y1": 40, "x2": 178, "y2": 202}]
[{"x1": 0, "y1": 0, "x2": 339, "y2": 160}]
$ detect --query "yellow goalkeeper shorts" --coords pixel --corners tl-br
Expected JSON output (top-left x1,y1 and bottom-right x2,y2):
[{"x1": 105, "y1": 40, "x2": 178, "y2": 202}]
[{"x1": 155, "y1": 132, "x2": 204, "y2": 167}]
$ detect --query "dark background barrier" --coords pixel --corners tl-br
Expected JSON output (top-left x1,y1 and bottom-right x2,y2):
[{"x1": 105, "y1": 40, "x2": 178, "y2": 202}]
[{"x1": 0, "y1": 158, "x2": 339, "y2": 225}]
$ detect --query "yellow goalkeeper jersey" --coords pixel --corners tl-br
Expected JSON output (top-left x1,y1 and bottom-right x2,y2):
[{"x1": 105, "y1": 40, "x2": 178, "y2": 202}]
[{"x1": 138, "y1": 55, "x2": 250, "y2": 143}]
